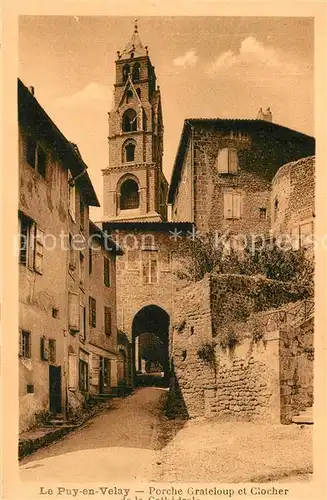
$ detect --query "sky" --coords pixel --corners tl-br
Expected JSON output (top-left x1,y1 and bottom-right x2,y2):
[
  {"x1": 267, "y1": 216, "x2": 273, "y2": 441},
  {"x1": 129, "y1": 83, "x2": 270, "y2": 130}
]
[{"x1": 19, "y1": 16, "x2": 314, "y2": 221}]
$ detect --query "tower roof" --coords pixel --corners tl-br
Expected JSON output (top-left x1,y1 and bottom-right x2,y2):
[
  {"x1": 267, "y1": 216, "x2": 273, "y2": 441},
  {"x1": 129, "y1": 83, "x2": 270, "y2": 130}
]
[{"x1": 119, "y1": 19, "x2": 148, "y2": 60}]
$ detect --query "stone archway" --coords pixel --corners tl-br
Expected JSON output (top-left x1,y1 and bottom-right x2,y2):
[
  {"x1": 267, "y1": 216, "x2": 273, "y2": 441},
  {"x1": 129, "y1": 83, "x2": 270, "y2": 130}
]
[{"x1": 132, "y1": 305, "x2": 170, "y2": 387}]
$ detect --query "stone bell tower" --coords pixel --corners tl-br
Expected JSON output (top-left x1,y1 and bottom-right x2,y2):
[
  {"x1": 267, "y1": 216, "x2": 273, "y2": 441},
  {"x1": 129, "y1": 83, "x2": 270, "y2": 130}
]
[{"x1": 102, "y1": 20, "x2": 168, "y2": 222}]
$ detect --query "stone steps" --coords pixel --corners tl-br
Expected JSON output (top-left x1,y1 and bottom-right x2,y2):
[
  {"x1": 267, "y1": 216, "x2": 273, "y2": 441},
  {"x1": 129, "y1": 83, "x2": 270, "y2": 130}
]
[{"x1": 292, "y1": 406, "x2": 313, "y2": 425}]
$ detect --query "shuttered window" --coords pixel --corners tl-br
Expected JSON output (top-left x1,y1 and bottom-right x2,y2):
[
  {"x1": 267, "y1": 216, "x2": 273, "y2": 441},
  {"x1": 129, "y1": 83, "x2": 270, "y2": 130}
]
[
  {"x1": 217, "y1": 148, "x2": 239, "y2": 174},
  {"x1": 104, "y1": 257, "x2": 110, "y2": 287},
  {"x1": 89, "y1": 297, "x2": 96, "y2": 328},
  {"x1": 104, "y1": 306, "x2": 112, "y2": 336},
  {"x1": 68, "y1": 292, "x2": 80, "y2": 332},
  {"x1": 79, "y1": 360, "x2": 89, "y2": 392},
  {"x1": 19, "y1": 330, "x2": 31, "y2": 358},
  {"x1": 223, "y1": 192, "x2": 243, "y2": 219},
  {"x1": 34, "y1": 227, "x2": 44, "y2": 274},
  {"x1": 68, "y1": 353, "x2": 77, "y2": 390}
]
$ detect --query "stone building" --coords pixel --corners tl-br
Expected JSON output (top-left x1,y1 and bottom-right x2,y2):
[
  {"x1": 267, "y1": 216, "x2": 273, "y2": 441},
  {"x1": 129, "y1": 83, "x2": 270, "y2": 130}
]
[
  {"x1": 167, "y1": 119, "x2": 315, "y2": 235},
  {"x1": 270, "y1": 156, "x2": 315, "y2": 250},
  {"x1": 100, "y1": 22, "x2": 316, "y2": 391},
  {"x1": 18, "y1": 79, "x2": 121, "y2": 431}
]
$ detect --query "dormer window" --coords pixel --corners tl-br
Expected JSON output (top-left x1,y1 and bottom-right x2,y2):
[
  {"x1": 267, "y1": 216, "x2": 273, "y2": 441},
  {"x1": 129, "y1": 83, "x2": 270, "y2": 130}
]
[
  {"x1": 122, "y1": 108, "x2": 137, "y2": 132},
  {"x1": 123, "y1": 64, "x2": 130, "y2": 83},
  {"x1": 216, "y1": 148, "x2": 238, "y2": 174},
  {"x1": 132, "y1": 63, "x2": 141, "y2": 82}
]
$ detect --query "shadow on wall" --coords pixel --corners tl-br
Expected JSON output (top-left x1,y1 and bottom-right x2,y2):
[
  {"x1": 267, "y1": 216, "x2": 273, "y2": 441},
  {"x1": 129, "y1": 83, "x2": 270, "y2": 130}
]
[{"x1": 165, "y1": 359, "x2": 189, "y2": 420}]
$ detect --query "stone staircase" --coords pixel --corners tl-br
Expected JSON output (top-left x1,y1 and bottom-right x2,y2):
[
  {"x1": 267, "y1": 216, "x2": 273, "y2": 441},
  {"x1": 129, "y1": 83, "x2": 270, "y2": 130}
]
[{"x1": 292, "y1": 405, "x2": 313, "y2": 425}]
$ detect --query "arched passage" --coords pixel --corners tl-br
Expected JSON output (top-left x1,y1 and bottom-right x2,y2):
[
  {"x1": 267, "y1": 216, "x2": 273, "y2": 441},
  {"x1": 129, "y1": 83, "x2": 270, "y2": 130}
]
[{"x1": 132, "y1": 305, "x2": 170, "y2": 387}]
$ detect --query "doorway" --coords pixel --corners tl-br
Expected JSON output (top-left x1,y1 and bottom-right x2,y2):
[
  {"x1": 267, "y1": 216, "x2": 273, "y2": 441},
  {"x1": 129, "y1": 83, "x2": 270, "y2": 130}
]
[
  {"x1": 99, "y1": 357, "x2": 111, "y2": 394},
  {"x1": 49, "y1": 365, "x2": 62, "y2": 414}
]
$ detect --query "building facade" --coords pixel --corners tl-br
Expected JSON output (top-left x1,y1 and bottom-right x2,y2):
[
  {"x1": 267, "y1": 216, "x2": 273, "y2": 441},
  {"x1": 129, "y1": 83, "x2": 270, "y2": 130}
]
[
  {"x1": 167, "y1": 119, "x2": 315, "y2": 236},
  {"x1": 18, "y1": 79, "x2": 121, "y2": 432}
]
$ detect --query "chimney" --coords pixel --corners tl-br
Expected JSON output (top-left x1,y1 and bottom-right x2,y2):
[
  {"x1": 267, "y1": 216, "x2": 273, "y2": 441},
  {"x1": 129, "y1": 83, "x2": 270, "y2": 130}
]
[
  {"x1": 257, "y1": 106, "x2": 272, "y2": 122},
  {"x1": 28, "y1": 86, "x2": 35, "y2": 96}
]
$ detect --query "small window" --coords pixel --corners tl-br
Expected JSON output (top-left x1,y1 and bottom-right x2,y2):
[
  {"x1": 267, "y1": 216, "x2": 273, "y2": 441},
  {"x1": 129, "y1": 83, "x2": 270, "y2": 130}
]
[
  {"x1": 52, "y1": 308, "x2": 59, "y2": 319},
  {"x1": 104, "y1": 257, "x2": 111, "y2": 287},
  {"x1": 79, "y1": 359, "x2": 89, "y2": 392},
  {"x1": 80, "y1": 305, "x2": 86, "y2": 341},
  {"x1": 120, "y1": 179, "x2": 139, "y2": 210},
  {"x1": 122, "y1": 64, "x2": 130, "y2": 83},
  {"x1": 124, "y1": 141, "x2": 136, "y2": 163},
  {"x1": 49, "y1": 339, "x2": 56, "y2": 364},
  {"x1": 26, "y1": 384, "x2": 34, "y2": 394},
  {"x1": 19, "y1": 330, "x2": 31, "y2": 358},
  {"x1": 142, "y1": 251, "x2": 158, "y2": 284},
  {"x1": 104, "y1": 306, "x2": 112, "y2": 336},
  {"x1": 89, "y1": 297, "x2": 96, "y2": 328},
  {"x1": 223, "y1": 192, "x2": 243, "y2": 219},
  {"x1": 122, "y1": 109, "x2": 137, "y2": 132},
  {"x1": 126, "y1": 89, "x2": 133, "y2": 103},
  {"x1": 132, "y1": 63, "x2": 141, "y2": 82},
  {"x1": 89, "y1": 247, "x2": 92, "y2": 274},
  {"x1": 259, "y1": 208, "x2": 267, "y2": 220},
  {"x1": 217, "y1": 148, "x2": 238, "y2": 174}
]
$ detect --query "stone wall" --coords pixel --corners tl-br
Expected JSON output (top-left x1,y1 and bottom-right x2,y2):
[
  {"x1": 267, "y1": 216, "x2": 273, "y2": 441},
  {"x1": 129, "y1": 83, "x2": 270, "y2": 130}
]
[
  {"x1": 171, "y1": 273, "x2": 314, "y2": 423},
  {"x1": 279, "y1": 317, "x2": 314, "y2": 423}
]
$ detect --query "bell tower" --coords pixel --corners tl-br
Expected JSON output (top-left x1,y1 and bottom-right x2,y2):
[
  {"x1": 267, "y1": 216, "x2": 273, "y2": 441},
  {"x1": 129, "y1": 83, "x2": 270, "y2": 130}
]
[{"x1": 102, "y1": 20, "x2": 168, "y2": 222}]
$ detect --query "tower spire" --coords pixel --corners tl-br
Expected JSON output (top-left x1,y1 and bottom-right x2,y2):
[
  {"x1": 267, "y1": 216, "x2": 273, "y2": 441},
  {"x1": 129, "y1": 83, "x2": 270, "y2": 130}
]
[
  {"x1": 134, "y1": 18, "x2": 138, "y2": 33},
  {"x1": 119, "y1": 19, "x2": 148, "y2": 60}
]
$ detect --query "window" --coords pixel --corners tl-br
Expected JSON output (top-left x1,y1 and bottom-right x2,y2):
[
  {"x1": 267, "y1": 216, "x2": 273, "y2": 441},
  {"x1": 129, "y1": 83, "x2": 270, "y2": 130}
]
[
  {"x1": 49, "y1": 339, "x2": 56, "y2": 364},
  {"x1": 123, "y1": 141, "x2": 136, "y2": 163},
  {"x1": 69, "y1": 234, "x2": 76, "y2": 270},
  {"x1": 79, "y1": 252, "x2": 85, "y2": 284},
  {"x1": 132, "y1": 63, "x2": 141, "y2": 82},
  {"x1": 299, "y1": 222, "x2": 314, "y2": 249},
  {"x1": 104, "y1": 306, "x2": 112, "y2": 336},
  {"x1": 104, "y1": 257, "x2": 111, "y2": 287},
  {"x1": 26, "y1": 138, "x2": 47, "y2": 178},
  {"x1": 223, "y1": 192, "x2": 243, "y2": 219},
  {"x1": 68, "y1": 292, "x2": 80, "y2": 332},
  {"x1": 80, "y1": 306, "x2": 86, "y2": 341},
  {"x1": 259, "y1": 208, "x2": 267, "y2": 220},
  {"x1": 40, "y1": 336, "x2": 49, "y2": 360},
  {"x1": 80, "y1": 199, "x2": 85, "y2": 232},
  {"x1": 19, "y1": 215, "x2": 34, "y2": 268},
  {"x1": 19, "y1": 214, "x2": 44, "y2": 273},
  {"x1": 122, "y1": 109, "x2": 137, "y2": 132},
  {"x1": 120, "y1": 179, "x2": 139, "y2": 210},
  {"x1": 68, "y1": 353, "x2": 77, "y2": 390},
  {"x1": 217, "y1": 148, "x2": 238, "y2": 174},
  {"x1": 52, "y1": 308, "x2": 59, "y2": 319},
  {"x1": 89, "y1": 247, "x2": 92, "y2": 274},
  {"x1": 89, "y1": 297, "x2": 96, "y2": 328},
  {"x1": 19, "y1": 330, "x2": 31, "y2": 358},
  {"x1": 126, "y1": 89, "x2": 133, "y2": 103},
  {"x1": 68, "y1": 173, "x2": 76, "y2": 222},
  {"x1": 136, "y1": 88, "x2": 141, "y2": 99},
  {"x1": 122, "y1": 64, "x2": 130, "y2": 83},
  {"x1": 142, "y1": 251, "x2": 158, "y2": 284},
  {"x1": 79, "y1": 360, "x2": 89, "y2": 392}
]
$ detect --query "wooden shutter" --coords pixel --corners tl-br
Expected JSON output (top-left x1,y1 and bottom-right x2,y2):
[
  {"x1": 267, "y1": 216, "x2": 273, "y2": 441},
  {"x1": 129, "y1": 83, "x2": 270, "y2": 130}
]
[
  {"x1": 91, "y1": 354, "x2": 99, "y2": 386},
  {"x1": 217, "y1": 148, "x2": 229, "y2": 173},
  {"x1": 68, "y1": 292, "x2": 80, "y2": 332},
  {"x1": 68, "y1": 353, "x2": 77, "y2": 390},
  {"x1": 228, "y1": 149, "x2": 238, "y2": 174},
  {"x1": 34, "y1": 226, "x2": 44, "y2": 274},
  {"x1": 224, "y1": 193, "x2": 234, "y2": 219},
  {"x1": 89, "y1": 297, "x2": 96, "y2": 327},
  {"x1": 40, "y1": 336, "x2": 49, "y2": 361},
  {"x1": 104, "y1": 257, "x2": 110, "y2": 287},
  {"x1": 104, "y1": 306, "x2": 112, "y2": 336},
  {"x1": 233, "y1": 193, "x2": 242, "y2": 219}
]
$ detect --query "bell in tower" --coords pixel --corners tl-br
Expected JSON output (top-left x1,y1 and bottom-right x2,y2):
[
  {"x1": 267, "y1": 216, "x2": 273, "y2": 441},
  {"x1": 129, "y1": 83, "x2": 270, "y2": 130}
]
[{"x1": 102, "y1": 20, "x2": 168, "y2": 222}]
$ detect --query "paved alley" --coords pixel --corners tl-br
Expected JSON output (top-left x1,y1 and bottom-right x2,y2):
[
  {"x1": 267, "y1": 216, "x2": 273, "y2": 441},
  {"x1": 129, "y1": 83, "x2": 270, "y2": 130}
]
[{"x1": 20, "y1": 387, "x2": 169, "y2": 482}]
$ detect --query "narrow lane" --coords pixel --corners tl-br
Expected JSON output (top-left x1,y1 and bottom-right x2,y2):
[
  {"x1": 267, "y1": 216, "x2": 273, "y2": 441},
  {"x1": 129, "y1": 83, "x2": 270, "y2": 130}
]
[{"x1": 20, "y1": 387, "x2": 168, "y2": 482}]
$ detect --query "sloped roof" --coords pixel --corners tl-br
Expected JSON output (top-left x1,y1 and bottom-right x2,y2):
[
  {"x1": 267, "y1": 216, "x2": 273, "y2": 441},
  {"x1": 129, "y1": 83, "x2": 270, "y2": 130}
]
[
  {"x1": 18, "y1": 78, "x2": 100, "y2": 207},
  {"x1": 167, "y1": 118, "x2": 315, "y2": 204}
]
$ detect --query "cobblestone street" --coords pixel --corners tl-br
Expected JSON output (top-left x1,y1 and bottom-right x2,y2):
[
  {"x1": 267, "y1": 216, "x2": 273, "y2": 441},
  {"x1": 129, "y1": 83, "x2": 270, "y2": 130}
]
[{"x1": 20, "y1": 387, "x2": 312, "y2": 483}]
